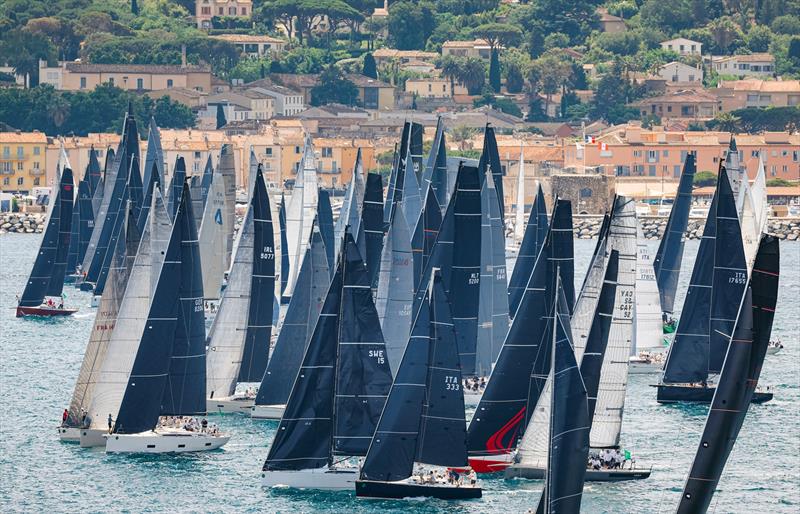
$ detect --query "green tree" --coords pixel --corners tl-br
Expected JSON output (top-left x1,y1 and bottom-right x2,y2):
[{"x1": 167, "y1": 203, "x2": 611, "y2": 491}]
[
  {"x1": 590, "y1": 61, "x2": 639, "y2": 124},
  {"x1": 216, "y1": 104, "x2": 227, "y2": 129},
  {"x1": 489, "y1": 48, "x2": 501, "y2": 93},
  {"x1": 771, "y1": 15, "x2": 800, "y2": 35},
  {"x1": 363, "y1": 52, "x2": 377, "y2": 79},
  {"x1": 387, "y1": 1, "x2": 437, "y2": 50},
  {"x1": 543, "y1": 33, "x2": 570, "y2": 51},
  {"x1": 0, "y1": 28, "x2": 55, "y2": 86},
  {"x1": 438, "y1": 55, "x2": 462, "y2": 93},
  {"x1": 505, "y1": 61, "x2": 524, "y2": 93},
  {"x1": 471, "y1": 23, "x2": 523, "y2": 51},
  {"x1": 746, "y1": 25, "x2": 774, "y2": 52},
  {"x1": 712, "y1": 112, "x2": 741, "y2": 132},
  {"x1": 458, "y1": 57, "x2": 486, "y2": 95},
  {"x1": 310, "y1": 65, "x2": 359, "y2": 106},
  {"x1": 693, "y1": 171, "x2": 717, "y2": 186},
  {"x1": 131, "y1": 0, "x2": 139, "y2": 15},
  {"x1": 528, "y1": 52, "x2": 573, "y2": 119},
  {"x1": 708, "y1": 16, "x2": 744, "y2": 53},
  {"x1": 230, "y1": 57, "x2": 273, "y2": 84},
  {"x1": 449, "y1": 125, "x2": 478, "y2": 151}
]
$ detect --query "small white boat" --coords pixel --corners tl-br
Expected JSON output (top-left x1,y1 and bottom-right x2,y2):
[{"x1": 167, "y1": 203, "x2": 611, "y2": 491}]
[
  {"x1": 261, "y1": 465, "x2": 359, "y2": 490},
  {"x1": 89, "y1": 295, "x2": 101, "y2": 308},
  {"x1": 105, "y1": 427, "x2": 229, "y2": 454},
  {"x1": 57, "y1": 426, "x2": 81, "y2": 443},
  {"x1": 206, "y1": 395, "x2": 255, "y2": 414},
  {"x1": 628, "y1": 351, "x2": 666, "y2": 374},
  {"x1": 251, "y1": 404, "x2": 286, "y2": 420}
]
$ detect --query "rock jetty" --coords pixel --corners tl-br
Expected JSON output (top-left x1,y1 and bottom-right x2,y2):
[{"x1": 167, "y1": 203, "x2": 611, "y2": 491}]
[{"x1": 0, "y1": 213, "x2": 46, "y2": 234}]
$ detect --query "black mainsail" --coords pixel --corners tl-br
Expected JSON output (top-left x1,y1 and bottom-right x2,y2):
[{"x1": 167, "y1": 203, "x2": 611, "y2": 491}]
[
  {"x1": 676, "y1": 235, "x2": 779, "y2": 514},
  {"x1": 477, "y1": 125, "x2": 505, "y2": 217},
  {"x1": 653, "y1": 153, "x2": 696, "y2": 315},
  {"x1": 359, "y1": 172, "x2": 384, "y2": 290},
  {"x1": 18, "y1": 167, "x2": 74, "y2": 310},
  {"x1": 279, "y1": 193, "x2": 289, "y2": 296},
  {"x1": 508, "y1": 184, "x2": 549, "y2": 316},
  {"x1": 168, "y1": 157, "x2": 186, "y2": 220},
  {"x1": 422, "y1": 117, "x2": 449, "y2": 214},
  {"x1": 318, "y1": 188, "x2": 335, "y2": 276}
]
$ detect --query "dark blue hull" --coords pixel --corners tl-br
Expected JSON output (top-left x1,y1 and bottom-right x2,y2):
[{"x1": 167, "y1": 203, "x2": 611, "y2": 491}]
[
  {"x1": 655, "y1": 384, "x2": 773, "y2": 404},
  {"x1": 355, "y1": 480, "x2": 482, "y2": 500}
]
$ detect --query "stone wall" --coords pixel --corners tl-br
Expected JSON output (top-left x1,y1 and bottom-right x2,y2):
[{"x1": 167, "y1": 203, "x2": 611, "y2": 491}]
[
  {"x1": 549, "y1": 174, "x2": 616, "y2": 215},
  {"x1": 569, "y1": 215, "x2": 800, "y2": 240},
  {"x1": 0, "y1": 213, "x2": 45, "y2": 234}
]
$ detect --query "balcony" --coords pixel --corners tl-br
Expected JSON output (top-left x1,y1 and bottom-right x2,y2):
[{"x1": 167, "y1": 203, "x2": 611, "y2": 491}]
[{"x1": 29, "y1": 168, "x2": 45, "y2": 176}]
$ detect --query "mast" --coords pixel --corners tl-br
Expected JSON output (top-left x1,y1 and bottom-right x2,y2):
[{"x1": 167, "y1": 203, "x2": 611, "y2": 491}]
[
  {"x1": 536, "y1": 276, "x2": 590, "y2": 514},
  {"x1": 18, "y1": 167, "x2": 73, "y2": 308},
  {"x1": 514, "y1": 145, "x2": 525, "y2": 241},
  {"x1": 411, "y1": 185, "x2": 443, "y2": 292},
  {"x1": 677, "y1": 235, "x2": 779, "y2": 514},
  {"x1": 653, "y1": 153, "x2": 695, "y2": 315}
]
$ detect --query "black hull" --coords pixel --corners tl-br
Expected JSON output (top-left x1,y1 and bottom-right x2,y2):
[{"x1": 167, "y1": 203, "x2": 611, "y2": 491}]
[
  {"x1": 355, "y1": 480, "x2": 482, "y2": 500},
  {"x1": 655, "y1": 384, "x2": 773, "y2": 404},
  {"x1": 504, "y1": 465, "x2": 651, "y2": 482},
  {"x1": 79, "y1": 282, "x2": 95, "y2": 292}
]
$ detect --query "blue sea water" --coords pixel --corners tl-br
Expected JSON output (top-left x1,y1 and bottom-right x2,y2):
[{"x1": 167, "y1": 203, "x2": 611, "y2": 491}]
[{"x1": 1, "y1": 234, "x2": 798, "y2": 513}]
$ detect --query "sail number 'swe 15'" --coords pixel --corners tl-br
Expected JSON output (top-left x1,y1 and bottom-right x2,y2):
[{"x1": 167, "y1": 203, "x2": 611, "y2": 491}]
[{"x1": 368, "y1": 349, "x2": 385, "y2": 364}]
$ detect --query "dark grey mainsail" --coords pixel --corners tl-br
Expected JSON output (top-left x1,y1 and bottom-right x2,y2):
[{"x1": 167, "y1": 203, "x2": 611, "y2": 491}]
[
  {"x1": 65, "y1": 175, "x2": 86, "y2": 276},
  {"x1": 476, "y1": 164, "x2": 509, "y2": 376},
  {"x1": 279, "y1": 194, "x2": 289, "y2": 296},
  {"x1": 360, "y1": 270, "x2": 467, "y2": 481},
  {"x1": 137, "y1": 158, "x2": 161, "y2": 234},
  {"x1": 161, "y1": 183, "x2": 206, "y2": 417},
  {"x1": 219, "y1": 144, "x2": 237, "y2": 268},
  {"x1": 654, "y1": 153, "x2": 696, "y2": 315},
  {"x1": 238, "y1": 170, "x2": 275, "y2": 382},
  {"x1": 263, "y1": 232, "x2": 392, "y2": 469},
  {"x1": 318, "y1": 188, "x2": 335, "y2": 276},
  {"x1": 359, "y1": 172, "x2": 384, "y2": 290},
  {"x1": 167, "y1": 157, "x2": 186, "y2": 220},
  {"x1": 411, "y1": 184, "x2": 443, "y2": 291},
  {"x1": 508, "y1": 184, "x2": 549, "y2": 316},
  {"x1": 422, "y1": 117, "x2": 448, "y2": 213},
  {"x1": 535, "y1": 277, "x2": 590, "y2": 514},
  {"x1": 383, "y1": 123, "x2": 410, "y2": 225},
  {"x1": 477, "y1": 125, "x2": 505, "y2": 217},
  {"x1": 677, "y1": 235, "x2": 779, "y2": 514},
  {"x1": 86, "y1": 146, "x2": 102, "y2": 197},
  {"x1": 19, "y1": 167, "x2": 74, "y2": 308},
  {"x1": 113, "y1": 185, "x2": 190, "y2": 434},
  {"x1": 466, "y1": 199, "x2": 570, "y2": 463},
  {"x1": 255, "y1": 223, "x2": 330, "y2": 408},
  {"x1": 142, "y1": 117, "x2": 163, "y2": 203}
]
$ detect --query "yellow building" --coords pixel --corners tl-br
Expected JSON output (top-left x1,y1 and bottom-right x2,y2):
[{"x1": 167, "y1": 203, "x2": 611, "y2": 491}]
[
  {"x1": 196, "y1": 0, "x2": 252, "y2": 29},
  {"x1": 38, "y1": 61, "x2": 212, "y2": 93},
  {"x1": 0, "y1": 132, "x2": 48, "y2": 193},
  {"x1": 406, "y1": 78, "x2": 452, "y2": 99}
]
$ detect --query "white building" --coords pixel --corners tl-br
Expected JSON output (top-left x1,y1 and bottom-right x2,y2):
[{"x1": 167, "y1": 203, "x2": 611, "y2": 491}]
[
  {"x1": 249, "y1": 84, "x2": 305, "y2": 116},
  {"x1": 660, "y1": 38, "x2": 703, "y2": 56},
  {"x1": 209, "y1": 34, "x2": 287, "y2": 57},
  {"x1": 710, "y1": 53, "x2": 775, "y2": 77},
  {"x1": 658, "y1": 61, "x2": 703, "y2": 83},
  {"x1": 203, "y1": 90, "x2": 275, "y2": 123}
]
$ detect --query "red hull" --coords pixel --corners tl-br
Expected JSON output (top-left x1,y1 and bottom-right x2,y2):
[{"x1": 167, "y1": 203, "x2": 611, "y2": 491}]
[
  {"x1": 16, "y1": 306, "x2": 78, "y2": 317},
  {"x1": 468, "y1": 455, "x2": 513, "y2": 474}
]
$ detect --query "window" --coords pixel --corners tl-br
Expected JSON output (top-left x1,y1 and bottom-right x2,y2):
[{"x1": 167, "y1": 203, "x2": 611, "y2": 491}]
[
  {"x1": 33, "y1": 147, "x2": 40, "y2": 156},
  {"x1": 17, "y1": 177, "x2": 23, "y2": 185},
  {"x1": 33, "y1": 177, "x2": 40, "y2": 186},
  {"x1": 295, "y1": 146, "x2": 301, "y2": 154},
  {"x1": 33, "y1": 162, "x2": 39, "y2": 169},
  {"x1": 633, "y1": 150, "x2": 642, "y2": 158},
  {"x1": 241, "y1": 7, "x2": 247, "y2": 14},
  {"x1": 364, "y1": 88, "x2": 379, "y2": 109},
  {"x1": 674, "y1": 165, "x2": 681, "y2": 177},
  {"x1": 747, "y1": 94, "x2": 759, "y2": 102},
  {"x1": 136, "y1": 78, "x2": 143, "y2": 90},
  {"x1": 322, "y1": 147, "x2": 333, "y2": 158},
  {"x1": 167, "y1": 79, "x2": 174, "y2": 88},
  {"x1": 2, "y1": 177, "x2": 8, "y2": 185},
  {"x1": 647, "y1": 150, "x2": 658, "y2": 161},
  {"x1": 442, "y1": 84, "x2": 446, "y2": 92},
  {"x1": 202, "y1": 7, "x2": 211, "y2": 15},
  {"x1": 751, "y1": 150, "x2": 759, "y2": 157},
  {"x1": 17, "y1": 162, "x2": 22, "y2": 171},
  {"x1": 2, "y1": 146, "x2": 8, "y2": 158},
  {"x1": 17, "y1": 146, "x2": 23, "y2": 158},
  {"x1": 428, "y1": 84, "x2": 432, "y2": 92},
  {"x1": 649, "y1": 165, "x2": 656, "y2": 176},
  {"x1": 229, "y1": 7, "x2": 236, "y2": 15},
  {"x1": 219, "y1": 7, "x2": 224, "y2": 14},
  {"x1": 663, "y1": 150, "x2": 669, "y2": 157},
  {"x1": 265, "y1": 147, "x2": 273, "y2": 156},
  {"x1": 688, "y1": 75, "x2": 695, "y2": 82},
  {"x1": 194, "y1": 151, "x2": 201, "y2": 159},
  {"x1": 80, "y1": 77, "x2": 86, "y2": 89},
  {"x1": 580, "y1": 187, "x2": 592, "y2": 198},
  {"x1": 108, "y1": 77, "x2": 114, "y2": 86}
]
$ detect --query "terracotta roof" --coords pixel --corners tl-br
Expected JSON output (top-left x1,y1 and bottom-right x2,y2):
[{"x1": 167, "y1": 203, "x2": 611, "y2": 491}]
[
  {"x1": 636, "y1": 90, "x2": 718, "y2": 104},
  {"x1": 0, "y1": 132, "x2": 47, "y2": 143},
  {"x1": 64, "y1": 63, "x2": 210, "y2": 74},
  {"x1": 712, "y1": 53, "x2": 774, "y2": 63},
  {"x1": 345, "y1": 74, "x2": 393, "y2": 88},
  {"x1": 372, "y1": 49, "x2": 438, "y2": 60},
  {"x1": 442, "y1": 39, "x2": 491, "y2": 49},
  {"x1": 719, "y1": 79, "x2": 800, "y2": 93}
]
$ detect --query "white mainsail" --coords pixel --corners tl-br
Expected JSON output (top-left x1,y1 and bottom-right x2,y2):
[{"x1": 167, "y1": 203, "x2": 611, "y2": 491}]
[
  {"x1": 590, "y1": 197, "x2": 636, "y2": 449},
  {"x1": 84, "y1": 192, "x2": 171, "y2": 430},
  {"x1": 515, "y1": 360, "x2": 554, "y2": 469},
  {"x1": 198, "y1": 172, "x2": 227, "y2": 300},
  {"x1": 514, "y1": 146, "x2": 525, "y2": 241},
  {"x1": 283, "y1": 136, "x2": 318, "y2": 300},
  {"x1": 206, "y1": 200, "x2": 254, "y2": 400},
  {"x1": 572, "y1": 237, "x2": 609, "y2": 362},
  {"x1": 334, "y1": 151, "x2": 365, "y2": 256},
  {"x1": 632, "y1": 220, "x2": 663, "y2": 354}
]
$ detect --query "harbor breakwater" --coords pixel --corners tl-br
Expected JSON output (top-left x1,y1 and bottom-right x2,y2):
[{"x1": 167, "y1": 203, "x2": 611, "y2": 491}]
[{"x1": 4, "y1": 212, "x2": 800, "y2": 241}]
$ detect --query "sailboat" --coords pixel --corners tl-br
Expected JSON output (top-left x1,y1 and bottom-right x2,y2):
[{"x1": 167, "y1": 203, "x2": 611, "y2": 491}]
[
  {"x1": 629, "y1": 220, "x2": 668, "y2": 374},
  {"x1": 421, "y1": 117, "x2": 449, "y2": 214},
  {"x1": 197, "y1": 167, "x2": 228, "y2": 304},
  {"x1": 676, "y1": 235, "x2": 779, "y2": 513},
  {"x1": 104, "y1": 183, "x2": 229, "y2": 453},
  {"x1": 334, "y1": 150, "x2": 365, "y2": 257},
  {"x1": 318, "y1": 189, "x2": 335, "y2": 274},
  {"x1": 282, "y1": 135, "x2": 319, "y2": 303},
  {"x1": 653, "y1": 153, "x2": 696, "y2": 329},
  {"x1": 356, "y1": 270, "x2": 481, "y2": 500},
  {"x1": 534, "y1": 276, "x2": 591, "y2": 513},
  {"x1": 506, "y1": 145, "x2": 526, "y2": 255},
  {"x1": 60, "y1": 193, "x2": 158, "y2": 442},
  {"x1": 17, "y1": 166, "x2": 76, "y2": 317},
  {"x1": 252, "y1": 219, "x2": 330, "y2": 419},
  {"x1": 206, "y1": 168, "x2": 274, "y2": 414},
  {"x1": 261, "y1": 231, "x2": 392, "y2": 489},
  {"x1": 657, "y1": 167, "x2": 773, "y2": 404},
  {"x1": 466, "y1": 199, "x2": 572, "y2": 473},
  {"x1": 218, "y1": 143, "x2": 237, "y2": 269}
]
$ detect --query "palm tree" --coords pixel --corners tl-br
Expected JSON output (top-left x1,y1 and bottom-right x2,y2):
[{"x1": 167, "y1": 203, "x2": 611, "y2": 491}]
[
  {"x1": 714, "y1": 112, "x2": 741, "y2": 133},
  {"x1": 450, "y1": 125, "x2": 477, "y2": 151}
]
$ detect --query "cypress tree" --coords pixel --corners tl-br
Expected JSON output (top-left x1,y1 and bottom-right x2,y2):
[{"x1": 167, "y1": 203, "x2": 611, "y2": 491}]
[
  {"x1": 489, "y1": 48, "x2": 501, "y2": 93},
  {"x1": 216, "y1": 104, "x2": 227, "y2": 129},
  {"x1": 363, "y1": 52, "x2": 377, "y2": 79},
  {"x1": 131, "y1": 0, "x2": 139, "y2": 15}
]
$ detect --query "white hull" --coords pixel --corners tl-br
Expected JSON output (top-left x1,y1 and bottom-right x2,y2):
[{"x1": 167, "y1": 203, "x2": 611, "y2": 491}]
[
  {"x1": 105, "y1": 429, "x2": 230, "y2": 453},
  {"x1": 80, "y1": 428, "x2": 110, "y2": 448},
  {"x1": 251, "y1": 404, "x2": 286, "y2": 419},
  {"x1": 767, "y1": 346, "x2": 782, "y2": 355},
  {"x1": 628, "y1": 354, "x2": 665, "y2": 374},
  {"x1": 207, "y1": 396, "x2": 255, "y2": 414},
  {"x1": 89, "y1": 295, "x2": 100, "y2": 308},
  {"x1": 261, "y1": 467, "x2": 359, "y2": 490},
  {"x1": 58, "y1": 426, "x2": 81, "y2": 442}
]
